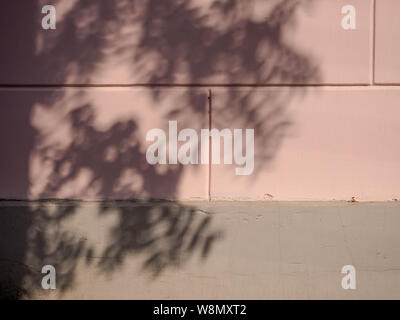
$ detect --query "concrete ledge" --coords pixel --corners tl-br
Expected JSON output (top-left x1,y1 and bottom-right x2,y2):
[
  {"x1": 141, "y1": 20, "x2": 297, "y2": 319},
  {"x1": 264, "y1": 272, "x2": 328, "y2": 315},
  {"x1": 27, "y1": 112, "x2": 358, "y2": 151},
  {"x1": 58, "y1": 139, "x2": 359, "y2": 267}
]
[{"x1": 1, "y1": 201, "x2": 399, "y2": 299}]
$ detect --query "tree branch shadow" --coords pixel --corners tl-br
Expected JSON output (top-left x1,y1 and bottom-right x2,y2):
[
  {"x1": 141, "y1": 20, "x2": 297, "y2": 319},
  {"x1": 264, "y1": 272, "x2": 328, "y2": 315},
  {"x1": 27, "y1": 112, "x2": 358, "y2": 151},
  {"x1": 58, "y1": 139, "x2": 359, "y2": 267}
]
[{"x1": 0, "y1": 0, "x2": 319, "y2": 298}]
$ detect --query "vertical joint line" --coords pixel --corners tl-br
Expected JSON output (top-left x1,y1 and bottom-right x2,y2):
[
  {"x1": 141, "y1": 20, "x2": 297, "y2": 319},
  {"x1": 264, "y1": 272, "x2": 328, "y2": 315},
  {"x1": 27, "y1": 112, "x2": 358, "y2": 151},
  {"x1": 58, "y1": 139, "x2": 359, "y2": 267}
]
[
  {"x1": 371, "y1": 0, "x2": 376, "y2": 85},
  {"x1": 207, "y1": 89, "x2": 212, "y2": 201}
]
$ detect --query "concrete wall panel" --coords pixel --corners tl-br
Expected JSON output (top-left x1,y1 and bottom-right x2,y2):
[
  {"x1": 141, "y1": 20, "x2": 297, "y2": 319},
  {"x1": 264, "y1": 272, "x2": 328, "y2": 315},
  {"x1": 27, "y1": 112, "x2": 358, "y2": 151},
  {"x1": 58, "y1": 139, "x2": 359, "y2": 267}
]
[
  {"x1": 375, "y1": 0, "x2": 400, "y2": 84},
  {"x1": 0, "y1": 0, "x2": 372, "y2": 85},
  {"x1": 210, "y1": 87, "x2": 400, "y2": 201},
  {"x1": 0, "y1": 88, "x2": 209, "y2": 200}
]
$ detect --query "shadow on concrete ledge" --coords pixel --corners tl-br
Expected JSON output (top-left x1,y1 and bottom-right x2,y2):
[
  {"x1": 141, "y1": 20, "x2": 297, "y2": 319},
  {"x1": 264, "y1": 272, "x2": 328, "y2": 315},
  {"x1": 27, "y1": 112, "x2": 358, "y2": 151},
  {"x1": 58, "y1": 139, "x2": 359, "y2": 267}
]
[{"x1": 0, "y1": 200, "x2": 224, "y2": 299}]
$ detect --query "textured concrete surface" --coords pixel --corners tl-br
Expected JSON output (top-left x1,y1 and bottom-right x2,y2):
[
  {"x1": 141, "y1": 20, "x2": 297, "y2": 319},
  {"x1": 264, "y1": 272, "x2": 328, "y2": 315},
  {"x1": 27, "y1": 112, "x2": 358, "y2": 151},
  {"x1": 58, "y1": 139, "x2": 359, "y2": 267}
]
[
  {"x1": 0, "y1": 0, "x2": 399, "y2": 301},
  {"x1": 1, "y1": 201, "x2": 399, "y2": 299}
]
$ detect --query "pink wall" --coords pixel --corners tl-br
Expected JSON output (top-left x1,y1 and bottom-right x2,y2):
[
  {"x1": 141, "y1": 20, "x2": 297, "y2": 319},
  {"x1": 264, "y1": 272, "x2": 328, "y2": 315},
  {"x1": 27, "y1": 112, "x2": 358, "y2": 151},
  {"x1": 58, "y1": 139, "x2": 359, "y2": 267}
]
[{"x1": 0, "y1": 0, "x2": 399, "y2": 201}]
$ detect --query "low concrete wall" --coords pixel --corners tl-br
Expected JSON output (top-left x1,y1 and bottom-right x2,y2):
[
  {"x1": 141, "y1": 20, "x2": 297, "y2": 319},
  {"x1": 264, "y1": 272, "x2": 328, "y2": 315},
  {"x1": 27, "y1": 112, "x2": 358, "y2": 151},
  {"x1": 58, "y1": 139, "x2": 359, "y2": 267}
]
[{"x1": 1, "y1": 201, "x2": 400, "y2": 299}]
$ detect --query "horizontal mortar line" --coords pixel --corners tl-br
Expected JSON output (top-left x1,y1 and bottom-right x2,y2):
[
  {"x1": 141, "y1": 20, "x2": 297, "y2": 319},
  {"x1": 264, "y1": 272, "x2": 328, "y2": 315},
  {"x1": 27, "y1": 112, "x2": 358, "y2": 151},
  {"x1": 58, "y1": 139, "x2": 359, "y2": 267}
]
[{"x1": 1, "y1": 83, "x2": 400, "y2": 89}]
